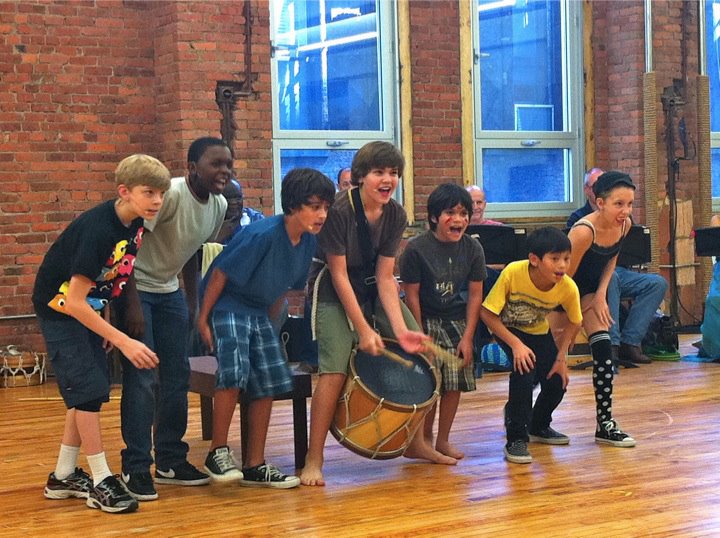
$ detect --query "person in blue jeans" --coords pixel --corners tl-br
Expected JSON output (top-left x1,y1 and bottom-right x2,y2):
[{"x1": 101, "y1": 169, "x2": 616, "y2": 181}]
[
  {"x1": 118, "y1": 137, "x2": 230, "y2": 501},
  {"x1": 567, "y1": 168, "x2": 667, "y2": 364}
]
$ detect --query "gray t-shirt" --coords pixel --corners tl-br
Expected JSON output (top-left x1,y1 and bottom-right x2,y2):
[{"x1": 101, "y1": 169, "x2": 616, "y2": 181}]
[
  {"x1": 134, "y1": 176, "x2": 227, "y2": 293},
  {"x1": 308, "y1": 189, "x2": 407, "y2": 304},
  {"x1": 399, "y1": 231, "x2": 487, "y2": 320}
]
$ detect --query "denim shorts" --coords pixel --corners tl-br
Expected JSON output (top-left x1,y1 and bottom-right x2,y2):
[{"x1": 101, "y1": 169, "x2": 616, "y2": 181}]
[
  {"x1": 38, "y1": 317, "x2": 111, "y2": 409},
  {"x1": 210, "y1": 310, "x2": 292, "y2": 399}
]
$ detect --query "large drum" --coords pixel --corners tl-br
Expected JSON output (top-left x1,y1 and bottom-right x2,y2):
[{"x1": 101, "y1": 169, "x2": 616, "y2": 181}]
[{"x1": 331, "y1": 339, "x2": 440, "y2": 460}]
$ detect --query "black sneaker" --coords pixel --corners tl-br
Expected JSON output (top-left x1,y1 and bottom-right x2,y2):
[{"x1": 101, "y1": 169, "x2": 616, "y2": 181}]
[
  {"x1": 121, "y1": 471, "x2": 158, "y2": 501},
  {"x1": 154, "y1": 461, "x2": 210, "y2": 486},
  {"x1": 595, "y1": 419, "x2": 636, "y2": 447},
  {"x1": 529, "y1": 426, "x2": 570, "y2": 445},
  {"x1": 44, "y1": 467, "x2": 92, "y2": 500},
  {"x1": 86, "y1": 475, "x2": 139, "y2": 514},
  {"x1": 204, "y1": 446, "x2": 243, "y2": 482},
  {"x1": 240, "y1": 462, "x2": 300, "y2": 489},
  {"x1": 503, "y1": 440, "x2": 532, "y2": 464}
]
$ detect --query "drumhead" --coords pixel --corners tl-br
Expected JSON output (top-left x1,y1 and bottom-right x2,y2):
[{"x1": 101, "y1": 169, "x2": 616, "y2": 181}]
[{"x1": 353, "y1": 341, "x2": 435, "y2": 406}]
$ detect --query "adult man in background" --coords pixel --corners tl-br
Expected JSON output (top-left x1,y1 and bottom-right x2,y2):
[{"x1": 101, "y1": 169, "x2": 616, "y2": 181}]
[
  {"x1": 567, "y1": 168, "x2": 667, "y2": 364},
  {"x1": 216, "y1": 178, "x2": 264, "y2": 245},
  {"x1": 336, "y1": 167, "x2": 352, "y2": 192},
  {"x1": 467, "y1": 185, "x2": 503, "y2": 226}
]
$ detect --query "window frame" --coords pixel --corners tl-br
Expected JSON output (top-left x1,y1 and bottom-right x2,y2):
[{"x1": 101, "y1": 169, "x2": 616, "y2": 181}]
[
  {"x1": 470, "y1": 0, "x2": 585, "y2": 219},
  {"x1": 269, "y1": 0, "x2": 400, "y2": 214}
]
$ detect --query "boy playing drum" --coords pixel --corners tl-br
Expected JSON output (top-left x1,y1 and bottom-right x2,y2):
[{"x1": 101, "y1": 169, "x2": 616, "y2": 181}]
[{"x1": 300, "y1": 141, "x2": 451, "y2": 487}]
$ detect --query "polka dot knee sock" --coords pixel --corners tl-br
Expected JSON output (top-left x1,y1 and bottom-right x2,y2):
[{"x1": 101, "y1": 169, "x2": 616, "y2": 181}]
[{"x1": 589, "y1": 331, "x2": 613, "y2": 425}]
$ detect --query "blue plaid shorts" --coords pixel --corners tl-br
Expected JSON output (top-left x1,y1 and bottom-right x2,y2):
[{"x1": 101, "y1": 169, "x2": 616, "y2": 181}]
[{"x1": 210, "y1": 310, "x2": 292, "y2": 399}]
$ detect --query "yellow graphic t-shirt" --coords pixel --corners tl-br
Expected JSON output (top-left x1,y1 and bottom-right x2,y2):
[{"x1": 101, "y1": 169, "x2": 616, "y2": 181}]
[{"x1": 482, "y1": 260, "x2": 582, "y2": 335}]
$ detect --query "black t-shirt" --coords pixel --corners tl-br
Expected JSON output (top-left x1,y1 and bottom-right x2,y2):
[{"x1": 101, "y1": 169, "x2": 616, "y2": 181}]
[
  {"x1": 399, "y1": 231, "x2": 487, "y2": 320},
  {"x1": 32, "y1": 200, "x2": 144, "y2": 321}
]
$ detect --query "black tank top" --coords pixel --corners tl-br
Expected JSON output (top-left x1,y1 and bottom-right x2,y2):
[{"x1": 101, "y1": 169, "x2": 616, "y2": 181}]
[{"x1": 571, "y1": 218, "x2": 626, "y2": 297}]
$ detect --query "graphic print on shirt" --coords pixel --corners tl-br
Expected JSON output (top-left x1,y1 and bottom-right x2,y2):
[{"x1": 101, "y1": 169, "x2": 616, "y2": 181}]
[
  {"x1": 499, "y1": 292, "x2": 556, "y2": 330},
  {"x1": 48, "y1": 227, "x2": 144, "y2": 314},
  {"x1": 434, "y1": 256, "x2": 455, "y2": 305}
]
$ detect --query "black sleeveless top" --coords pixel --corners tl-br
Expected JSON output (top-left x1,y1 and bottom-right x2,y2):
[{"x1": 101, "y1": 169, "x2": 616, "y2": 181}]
[{"x1": 571, "y1": 218, "x2": 626, "y2": 297}]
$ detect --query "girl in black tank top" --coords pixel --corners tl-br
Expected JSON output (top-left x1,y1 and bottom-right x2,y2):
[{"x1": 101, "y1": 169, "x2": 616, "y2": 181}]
[
  {"x1": 570, "y1": 218, "x2": 626, "y2": 297},
  {"x1": 564, "y1": 171, "x2": 637, "y2": 448}
]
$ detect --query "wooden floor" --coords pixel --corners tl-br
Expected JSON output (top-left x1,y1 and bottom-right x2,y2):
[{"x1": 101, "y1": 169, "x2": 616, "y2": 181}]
[{"x1": 2, "y1": 335, "x2": 720, "y2": 537}]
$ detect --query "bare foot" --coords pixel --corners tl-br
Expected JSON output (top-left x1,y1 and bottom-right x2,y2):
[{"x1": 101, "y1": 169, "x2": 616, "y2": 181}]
[
  {"x1": 300, "y1": 461, "x2": 326, "y2": 486},
  {"x1": 435, "y1": 440, "x2": 465, "y2": 460},
  {"x1": 404, "y1": 443, "x2": 457, "y2": 465}
]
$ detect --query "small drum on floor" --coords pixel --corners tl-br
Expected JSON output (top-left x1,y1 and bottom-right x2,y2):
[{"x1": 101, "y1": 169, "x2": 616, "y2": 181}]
[
  {"x1": 331, "y1": 339, "x2": 440, "y2": 460},
  {"x1": 1, "y1": 346, "x2": 47, "y2": 388}
]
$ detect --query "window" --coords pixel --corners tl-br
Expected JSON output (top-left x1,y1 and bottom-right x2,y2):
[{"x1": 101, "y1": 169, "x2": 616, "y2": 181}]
[
  {"x1": 707, "y1": 0, "x2": 720, "y2": 207},
  {"x1": 472, "y1": 0, "x2": 583, "y2": 218},
  {"x1": 270, "y1": 0, "x2": 398, "y2": 211}
]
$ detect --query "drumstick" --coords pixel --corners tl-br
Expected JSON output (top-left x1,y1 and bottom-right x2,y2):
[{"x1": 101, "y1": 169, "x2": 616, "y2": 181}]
[
  {"x1": 423, "y1": 341, "x2": 464, "y2": 368},
  {"x1": 379, "y1": 348, "x2": 414, "y2": 369}
]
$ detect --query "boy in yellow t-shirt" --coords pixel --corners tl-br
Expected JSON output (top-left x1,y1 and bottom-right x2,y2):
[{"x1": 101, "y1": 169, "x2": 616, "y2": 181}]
[{"x1": 481, "y1": 227, "x2": 582, "y2": 464}]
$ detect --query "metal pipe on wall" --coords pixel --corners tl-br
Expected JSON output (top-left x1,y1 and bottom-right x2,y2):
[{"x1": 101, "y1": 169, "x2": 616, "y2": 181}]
[{"x1": 644, "y1": 0, "x2": 653, "y2": 72}]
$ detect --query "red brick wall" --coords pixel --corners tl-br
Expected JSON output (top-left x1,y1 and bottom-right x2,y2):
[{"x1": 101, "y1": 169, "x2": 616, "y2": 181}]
[
  {"x1": 0, "y1": 0, "x2": 708, "y2": 348},
  {"x1": 1, "y1": 1, "x2": 160, "y2": 348},
  {"x1": 0, "y1": 0, "x2": 272, "y2": 348},
  {"x1": 408, "y1": 0, "x2": 464, "y2": 222},
  {"x1": 592, "y1": 1, "x2": 647, "y2": 219}
]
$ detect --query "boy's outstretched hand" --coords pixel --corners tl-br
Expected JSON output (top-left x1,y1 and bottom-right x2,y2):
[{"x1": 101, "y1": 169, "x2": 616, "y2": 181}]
[
  {"x1": 119, "y1": 338, "x2": 159, "y2": 369},
  {"x1": 397, "y1": 330, "x2": 430, "y2": 355}
]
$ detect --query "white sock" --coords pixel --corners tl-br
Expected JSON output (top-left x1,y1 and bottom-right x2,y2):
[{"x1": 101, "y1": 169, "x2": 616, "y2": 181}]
[
  {"x1": 54, "y1": 444, "x2": 80, "y2": 480},
  {"x1": 86, "y1": 452, "x2": 112, "y2": 486}
]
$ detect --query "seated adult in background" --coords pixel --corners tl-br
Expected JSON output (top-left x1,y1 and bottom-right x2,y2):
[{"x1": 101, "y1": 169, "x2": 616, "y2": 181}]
[
  {"x1": 467, "y1": 185, "x2": 504, "y2": 226},
  {"x1": 700, "y1": 215, "x2": 720, "y2": 358},
  {"x1": 336, "y1": 167, "x2": 353, "y2": 192},
  {"x1": 216, "y1": 178, "x2": 264, "y2": 245},
  {"x1": 567, "y1": 168, "x2": 667, "y2": 364}
]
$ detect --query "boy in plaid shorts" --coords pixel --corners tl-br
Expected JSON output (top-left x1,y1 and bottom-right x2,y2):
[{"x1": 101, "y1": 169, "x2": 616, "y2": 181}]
[
  {"x1": 399, "y1": 183, "x2": 487, "y2": 459},
  {"x1": 197, "y1": 168, "x2": 335, "y2": 488}
]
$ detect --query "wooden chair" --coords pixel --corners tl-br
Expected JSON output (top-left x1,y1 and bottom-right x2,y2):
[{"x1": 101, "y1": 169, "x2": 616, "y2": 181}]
[{"x1": 188, "y1": 355, "x2": 312, "y2": 469}]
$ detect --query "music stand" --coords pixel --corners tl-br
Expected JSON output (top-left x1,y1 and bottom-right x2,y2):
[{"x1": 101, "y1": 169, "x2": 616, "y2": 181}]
[
  {"x1": 694, "y1": 227, "x2": 720, "y2": 257},
  {"x1": 465, "y1": 224, "x2": 527, "y2": 265}
]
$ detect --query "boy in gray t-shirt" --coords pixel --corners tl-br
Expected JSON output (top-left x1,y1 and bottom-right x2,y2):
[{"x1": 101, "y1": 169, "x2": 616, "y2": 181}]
[
  {"x1": 118, "y1": 137, "x2": 229, "y2": 501},
  {"x1": 400, "y1": 183, "x2": 486, "y2": 461}
]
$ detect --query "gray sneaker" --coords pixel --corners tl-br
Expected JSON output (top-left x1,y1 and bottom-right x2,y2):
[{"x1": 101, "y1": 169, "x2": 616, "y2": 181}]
[
  {"x1": 529, "y1": 426, "x2": 570, "y2": 445},
  {"x1": 204, "y1": 446, "x2": 243, "y2": 482},
  {"x1": 86, "y1": 475, "x2": 139, "y2": 514},
  {"x1": 44, "y1": 467, "x2": 92, "y2": 500},
  {"x1": 503, "y1": 440, "x2": 532, "y2": 464}
]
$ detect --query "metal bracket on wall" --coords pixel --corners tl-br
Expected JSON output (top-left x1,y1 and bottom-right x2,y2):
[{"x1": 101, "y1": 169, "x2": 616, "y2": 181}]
[
  {"x1": 215, "y1": 0, "x2": 257, "y2": 153},
  {"x1": 216, "y1": 80, "x2": 256, "y2": 153}
]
